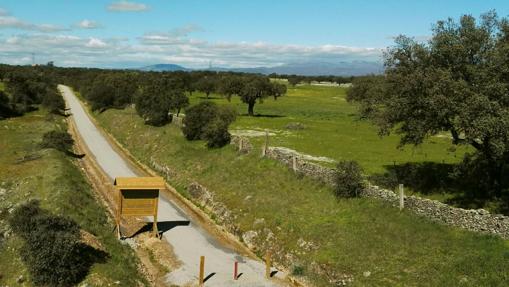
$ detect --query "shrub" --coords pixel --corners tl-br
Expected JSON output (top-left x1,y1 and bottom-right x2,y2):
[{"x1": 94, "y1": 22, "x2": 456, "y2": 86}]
[
  {"x1": 333, "y1": 160, "x2": 365, "y2": 198},
  {"x1": 292, "y1": 265, "x2": 305, "y2": 276},
  {"x1": 40, "y1": 131, "x2": 74, "y2": 152},
  {"x1": 202, "y1": 119, "x2": 231, "y2": 148},
  {"x1": 182, "y1": 101, "x2": 218, "y2": 140},
  {"x1": 8, "y1": 200, "x2": 92, "y2": 286},
  {"x1": 182, "y1": 102, "x2": 236, "y2": 147},
  {"x1": 0, "y1": 90, "x2": 16, "y2": 119}
]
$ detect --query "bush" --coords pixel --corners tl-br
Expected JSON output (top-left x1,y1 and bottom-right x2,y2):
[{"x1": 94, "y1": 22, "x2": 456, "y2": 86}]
[
  {"x1": 41, "y1": 131, "x2": 74, "y2": 152},
  {"x1": 292, "y1": 265, "x2": 305, "y2": 276},
  {"x1": 0, "y1": 90, "x2": 16, "y2": 119},
  {"x1": 202, "y1": 119, "x2": 231, "y2": 148},
  {"x1": 182, "y1": 102, "x2": 236, "y2": 147},
  {"x1": 8, "y1": 200, "x2": 94, "y2": 286},
  {"x1": 333, "y1": 160, "x2": 365, "y2": 198}
]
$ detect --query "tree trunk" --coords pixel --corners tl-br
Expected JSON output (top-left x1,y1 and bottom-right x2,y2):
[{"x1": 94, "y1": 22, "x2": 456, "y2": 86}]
[
  {"x1": 206, "y1": 92, "x2": 210, "y2": 99},
  {"x1": 248, "y1": 101, "x2": 255, "y2": 116},
  {"x1": 177, "y1": 108, "x2": 181, "y2": 117}
]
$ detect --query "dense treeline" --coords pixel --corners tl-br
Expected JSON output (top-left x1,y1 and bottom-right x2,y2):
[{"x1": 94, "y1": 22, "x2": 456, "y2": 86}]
[
  {"x1": 0, "y1": 64, "x2": 292, "y2": 146},
  {"x1": 0, "y1": 65, "x2": 63, "y2": 119},
  {"x1": 0, "y1": 64, "x2": 353, "y2": 122}
]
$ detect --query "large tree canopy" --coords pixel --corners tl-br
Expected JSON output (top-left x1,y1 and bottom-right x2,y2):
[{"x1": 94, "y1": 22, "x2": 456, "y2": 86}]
[
  {"x1": 238, "y1": 76, "x2": 287, "y2": 116},
  {"x1": 348, "y1": 11, "x2": 509, "y2": 194}
]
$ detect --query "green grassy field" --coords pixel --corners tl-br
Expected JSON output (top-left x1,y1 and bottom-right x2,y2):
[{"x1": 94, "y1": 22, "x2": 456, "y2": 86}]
[
  {"x1": 189, "y1": 85, "x2": 469, "y2": 175},
  {"x1": 94, "y1": 105, "x2": 509, "y2": 287},
  {"x1": 0, "y1": 109, "x2": 147, "y2": 286}
]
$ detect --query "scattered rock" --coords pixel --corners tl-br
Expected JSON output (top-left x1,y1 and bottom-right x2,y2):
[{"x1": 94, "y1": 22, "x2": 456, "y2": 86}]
[
  {"x1": 253, "y1": 218, "x2": 265, "y2": 227},
  {"x1": 242, "y1": 230, "x2": 258, "y2": 250},
  {"x1": 16, "y1": 275, "x2": 24, "y2": 283},
  {"x1": 285, "y1": 122, "x2": 306, "y2": 130},
  {"x1": 231, "y1": 136, "x2": 253, "y2": 154},
  {"x1": 80, "y1": 229, "x2": 105, "y2": 251},
  {"x1": 187, "y1": 182, "x2": 213, "y2": 205},
  {"x1": 363, "y1": 271, "x2": 371, "y2": 277}
]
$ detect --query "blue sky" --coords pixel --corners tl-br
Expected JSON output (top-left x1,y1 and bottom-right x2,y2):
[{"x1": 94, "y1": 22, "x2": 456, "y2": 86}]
[{"x1": 0, "y1": 0, "x2": 508, "y2": 68}]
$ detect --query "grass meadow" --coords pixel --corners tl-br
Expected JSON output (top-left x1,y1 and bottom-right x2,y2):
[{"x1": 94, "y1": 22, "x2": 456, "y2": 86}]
[
  {"x1": 189, "y1": 85, "x2": 470, "y2": 174},
  {"x1": 94, "y1": 99, "x2": 509, "y2": 286}
]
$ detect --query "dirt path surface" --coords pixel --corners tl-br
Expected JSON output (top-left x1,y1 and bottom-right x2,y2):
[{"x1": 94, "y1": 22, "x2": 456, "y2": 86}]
[{"x1": 59, "y1": 85, "x2": 285, "y2": 287}]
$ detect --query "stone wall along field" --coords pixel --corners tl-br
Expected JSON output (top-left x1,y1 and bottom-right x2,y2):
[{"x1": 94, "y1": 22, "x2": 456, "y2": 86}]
[{"x1": 266, "y1": 147, "x2": 509, "y2": 239}]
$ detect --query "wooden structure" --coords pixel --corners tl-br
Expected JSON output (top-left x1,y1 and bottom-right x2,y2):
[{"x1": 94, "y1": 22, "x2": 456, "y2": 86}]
[{"x1": 114, "y1": 177, "x2": 165, "y2": 238}]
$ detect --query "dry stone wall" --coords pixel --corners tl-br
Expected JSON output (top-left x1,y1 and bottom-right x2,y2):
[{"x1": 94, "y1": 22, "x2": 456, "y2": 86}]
[{"x1": 266, "y1": 147, "x2": 509, "y2": 239}]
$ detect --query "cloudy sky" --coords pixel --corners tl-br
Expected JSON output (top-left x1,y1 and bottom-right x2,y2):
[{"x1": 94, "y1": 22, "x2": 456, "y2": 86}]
[{"x1": 0, "y1": 0, "x2": 507, "y2": 69}]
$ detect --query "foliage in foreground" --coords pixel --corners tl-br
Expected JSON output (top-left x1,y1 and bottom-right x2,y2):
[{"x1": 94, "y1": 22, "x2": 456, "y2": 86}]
[
  {"x1": 347, "y1": 11, "x2": 509, "y2": 197},
  {"x1": 8, "y1": 200, "x2": 106, "y2": 286},
  {"x1": 333, "y1": 160, "x2": 365, "y2": 198},
  {"x1": 182, "y1": 101, "x2": 236, "y2": 147}
]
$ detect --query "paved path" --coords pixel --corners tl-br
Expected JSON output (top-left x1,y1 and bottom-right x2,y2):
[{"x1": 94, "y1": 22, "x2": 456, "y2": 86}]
[{"x1": 59, "y1": 85, "x2": 283, "y2": 286}]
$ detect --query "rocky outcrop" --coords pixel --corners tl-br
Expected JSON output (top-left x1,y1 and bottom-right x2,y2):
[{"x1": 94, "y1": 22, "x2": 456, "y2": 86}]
[{"x1": 231, "y1": 136, "x2": 253, "y2": 154}]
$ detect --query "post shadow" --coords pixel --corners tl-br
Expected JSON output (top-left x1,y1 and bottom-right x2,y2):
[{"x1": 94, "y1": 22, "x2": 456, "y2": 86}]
[
  {"x1": 203, "y1": 272, "x2": 216, "y2": 283},
  {"x1": 129, "y1": 220, "x2": 190, "y2": 238}
]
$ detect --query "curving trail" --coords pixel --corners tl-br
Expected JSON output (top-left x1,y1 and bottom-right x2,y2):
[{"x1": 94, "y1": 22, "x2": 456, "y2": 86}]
[{"x1": 59, "y1": 85, "x2": 284, "y2": 286}]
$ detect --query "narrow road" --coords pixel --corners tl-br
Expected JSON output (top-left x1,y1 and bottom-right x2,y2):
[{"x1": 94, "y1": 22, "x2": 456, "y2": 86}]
[{"x1": 59, "y1": 85, "x2": 284, "y2": 286}]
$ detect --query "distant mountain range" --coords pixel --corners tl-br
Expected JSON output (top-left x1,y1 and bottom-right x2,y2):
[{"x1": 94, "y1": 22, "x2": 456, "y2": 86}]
[
  {"x1": 139, "y1": 63, "x2": 191, "y2": 72},
  {"x1": 139, "y1": 61, "x2": 383, "y2": 76}
]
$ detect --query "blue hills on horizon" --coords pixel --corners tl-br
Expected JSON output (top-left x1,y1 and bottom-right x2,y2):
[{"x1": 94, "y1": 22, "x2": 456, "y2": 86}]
[{"x1": 139, "y1": 61, "x2": 383, "y2": 76}]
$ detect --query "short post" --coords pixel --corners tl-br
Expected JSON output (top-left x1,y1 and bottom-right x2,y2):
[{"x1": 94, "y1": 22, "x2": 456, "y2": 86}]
[
  {"x1": 199, "y1": 256, "x2": 205, "y2": 286},
  {"x1": 239, "y1": 138, "x2": 243, "y2": 152},
  {"x1": 262, "y1": 129, "x2": 269, "y2": 157},
  {"x1": 292, "y1": 156, "x2": 297, "y2": 173},
  {"x1": 399, "y1": 184, "x2": 404, "y2": 211},
  {"x1": 265, "y1": 251, "x2": 271, "y2": 279},
  {"x1": 234, "y1": 261, "x2": 238, "y2": 280}
]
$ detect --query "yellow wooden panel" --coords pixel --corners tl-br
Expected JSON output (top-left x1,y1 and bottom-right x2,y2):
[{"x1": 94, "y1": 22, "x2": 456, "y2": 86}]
[
  {"x1": 114, "y1": 177, "x2": 165, "y2": 190},
  {"x1": 123, "y1": 198, "x2": 154, "y2": 207},
  {"x1": 121, "y1": 208, "x2": 155, "y2": 216}
]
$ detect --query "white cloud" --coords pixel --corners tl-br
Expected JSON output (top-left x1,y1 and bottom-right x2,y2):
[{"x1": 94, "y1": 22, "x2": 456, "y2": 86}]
[
  {"x1": 77, "y1": 19, "x2": 100, "y2": 29},
  {"x1": 86, "y1": 37, "x2": 107, "y2": 48},
  {"x1": 107, "y1": 1, "x2": 149, "y2": 12},
  {"x1": 0, "y1": 23, "x2": 382, "y2": 69},
  {"x1": 0, "y1": 14, "x2": 67, "y2": 32}
]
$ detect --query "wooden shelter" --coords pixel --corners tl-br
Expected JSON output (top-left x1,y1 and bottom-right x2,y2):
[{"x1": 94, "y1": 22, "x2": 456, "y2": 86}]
[{"x1": 114, "y1": 177, "x2": 165, "y2": 238}]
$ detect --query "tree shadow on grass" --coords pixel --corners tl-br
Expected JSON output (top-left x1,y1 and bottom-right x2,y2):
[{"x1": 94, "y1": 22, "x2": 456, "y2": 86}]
[
  {"x1": 368, "y1": 161, "x2": 509, "y2": 214},
  {"x1": 239, "y1": 113, "x2": 286, "y2": 118},
  {"x1": 65, "y1": 150, "x2": 86, "y2": 159},
  {"x1": 57, "y1": 243, "x2": 110, "y2": 286}
]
